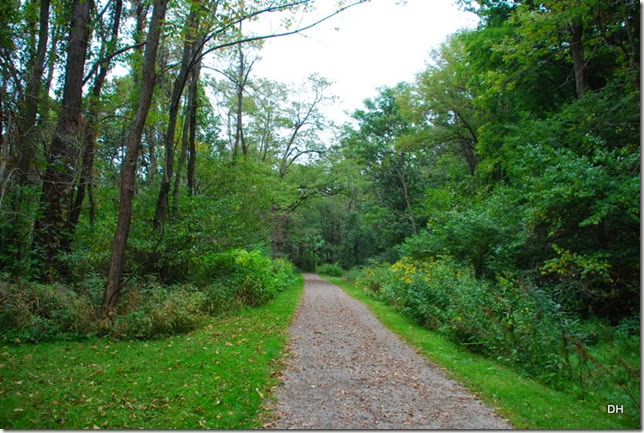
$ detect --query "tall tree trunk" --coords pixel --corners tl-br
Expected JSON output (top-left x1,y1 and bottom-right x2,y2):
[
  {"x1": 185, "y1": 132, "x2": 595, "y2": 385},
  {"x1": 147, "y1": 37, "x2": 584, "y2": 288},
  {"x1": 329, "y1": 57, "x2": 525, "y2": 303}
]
[
  {"x1": 235, "y1": 44, "x2": 247, "y2": 156},
  {"x1": 570, "y1": 24, "x2": 586, "y2": 98},
  {"x1": 32, "y1": 0, "x2": 93, "y2": 276},
  {"x1": 186, "y1": 60, "x2": 201, "y2": 197},
  {"x1": 171, "y1": 100, "x2": 191, "y2": 215},
  {"x1": 153, "y1": 6, "x2": 200, "y2": 227},
  {"x1": 65, "y1": 0, "x2": 123, "y2": 241},
  {"x1": 103, "y1": 0, "x2": 169, "y2": 318},
  {"x1": 146, "y1": 126, "x2": 157, "y2": 182},
  {"x1": 131, "y1": 0, "x2": 149, "y2": 91},
  {"x1": 173, "y1": 56, "x2": 202, "y2": 210},
  {"x1": 17, "y1": 0, "x2": 50, "y2": 185},
  {"x1": 40, "y1": 24, "x2": 60, "y2": 122},
  {"x1": 0, "y1": 74, "x2": 10, "y2": 191},
  {"x1": 397, "y1": 152, "x2": 417, "y2": 235}
]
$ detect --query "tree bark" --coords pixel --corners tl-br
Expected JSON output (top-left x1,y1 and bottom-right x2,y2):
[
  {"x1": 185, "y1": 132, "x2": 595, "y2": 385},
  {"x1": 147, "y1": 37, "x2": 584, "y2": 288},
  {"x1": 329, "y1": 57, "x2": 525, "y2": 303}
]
[
  {"x1": 103, "y1": 0, "x2": 168, "y2": 318},
  {"x1": 570, "y1": 24, "x2": 586, "y2": 98},
  {"x1": 397, "y1": 152, "x2": 417, "y2": 235},
  {"x1": 65, "y1": 0, "x2": 123, "y2": 240},
  {"x1": 172, "y1": 57, "x2": 201, "y2": 211},
  {"x1": 153, "y1": 6, "x2": 200, "y2": 227},
  {"x1": 32, "y1": 0, "x2": 93, "y2": 275},
  {"x1": 186, "y1": 60, "x2": 201, "y2": 196},
  {"x1": 17, "y1": 0, "x2": 50, "y2": 185}
]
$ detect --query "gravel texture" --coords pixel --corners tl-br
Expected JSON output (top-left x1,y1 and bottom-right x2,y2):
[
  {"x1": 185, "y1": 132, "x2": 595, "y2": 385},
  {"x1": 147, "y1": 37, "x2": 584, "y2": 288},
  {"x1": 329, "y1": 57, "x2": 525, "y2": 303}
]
[{"x1": 272, "y1": 274, "x2": 512, "y2": 429}]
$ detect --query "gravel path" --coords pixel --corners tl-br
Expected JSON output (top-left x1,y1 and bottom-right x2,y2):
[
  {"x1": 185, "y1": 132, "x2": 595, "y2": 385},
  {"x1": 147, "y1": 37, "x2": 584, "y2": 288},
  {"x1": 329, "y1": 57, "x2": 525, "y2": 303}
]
[{"x1": 272, "y1": 274, "x2": 512, "y2": 429}]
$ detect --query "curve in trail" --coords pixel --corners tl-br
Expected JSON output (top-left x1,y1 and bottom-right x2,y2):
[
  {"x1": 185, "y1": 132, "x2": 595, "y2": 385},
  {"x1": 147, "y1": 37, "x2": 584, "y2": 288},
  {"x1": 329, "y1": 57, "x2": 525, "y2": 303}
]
[{"x1": 273, "y1": 274, "x2": 512, "y2": 429}]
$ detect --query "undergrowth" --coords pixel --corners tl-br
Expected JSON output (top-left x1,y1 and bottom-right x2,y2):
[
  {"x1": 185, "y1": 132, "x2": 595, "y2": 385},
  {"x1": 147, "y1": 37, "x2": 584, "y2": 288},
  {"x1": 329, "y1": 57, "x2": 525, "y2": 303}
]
[{"x1": 0, "y1": 249, "x2": 295, "y2": 343}]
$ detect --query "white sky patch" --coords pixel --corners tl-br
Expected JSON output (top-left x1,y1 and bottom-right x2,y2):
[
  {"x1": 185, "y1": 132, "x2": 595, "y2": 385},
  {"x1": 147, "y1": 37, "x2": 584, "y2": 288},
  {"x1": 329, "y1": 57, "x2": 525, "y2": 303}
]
[{"x1": 249, "y1": 0, "x2": 479, "y2": 126}]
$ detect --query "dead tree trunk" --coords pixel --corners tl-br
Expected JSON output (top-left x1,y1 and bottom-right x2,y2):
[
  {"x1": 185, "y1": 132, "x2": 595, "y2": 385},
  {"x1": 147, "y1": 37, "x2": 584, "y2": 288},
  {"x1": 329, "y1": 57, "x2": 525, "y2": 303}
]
[{"x1": 103, "y1": 0, "x2": 169, "y2": 318}]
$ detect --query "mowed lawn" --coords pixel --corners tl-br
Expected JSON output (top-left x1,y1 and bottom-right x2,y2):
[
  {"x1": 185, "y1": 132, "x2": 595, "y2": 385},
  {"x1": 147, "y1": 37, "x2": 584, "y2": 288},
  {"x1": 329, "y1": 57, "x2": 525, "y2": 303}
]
[{"x1": 0, "y1": 275, "x2": 304, "y2": 429}]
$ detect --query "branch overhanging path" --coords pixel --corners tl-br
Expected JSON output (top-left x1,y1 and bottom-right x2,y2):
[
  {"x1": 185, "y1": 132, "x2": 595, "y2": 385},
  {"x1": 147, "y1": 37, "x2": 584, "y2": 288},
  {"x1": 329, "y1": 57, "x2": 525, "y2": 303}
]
[{"x1": 272, "y1": 274, "x2": 512, "y2": 429}]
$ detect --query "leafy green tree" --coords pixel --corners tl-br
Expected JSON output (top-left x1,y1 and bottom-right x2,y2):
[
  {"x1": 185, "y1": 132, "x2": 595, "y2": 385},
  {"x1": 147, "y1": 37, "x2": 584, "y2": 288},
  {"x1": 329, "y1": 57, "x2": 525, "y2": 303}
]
[{"x1": 342, "y1": 85, "x2": 424, "y2": 242}]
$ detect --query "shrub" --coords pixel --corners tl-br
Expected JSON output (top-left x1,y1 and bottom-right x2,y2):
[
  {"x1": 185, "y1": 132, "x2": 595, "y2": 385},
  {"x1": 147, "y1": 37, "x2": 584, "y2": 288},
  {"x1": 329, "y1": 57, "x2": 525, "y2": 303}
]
[
  {"x1": 192, "y1": 249, "x2": 295, "y2": 307},
  {"x1": 0, "y1": 278, "x2": 99, "y2": 342},
  {"x1": 0, "y1": 249, "x2": 295, "y2": 342},
  {"x1": 112, "y1": 283, "x2": 208, "y2": 339},
  {"x1": 316, "y1": 263, "x2": 343, "y2": 277},
  {"x1": 344, "y1": 266, "x2": 364, "y2": 283},
  {"x1": 355, "y1": 263, "x2": 392, "y2": 298},
  {"x1": 355, "y1": 257, "x2": 577, "y2": 380}
]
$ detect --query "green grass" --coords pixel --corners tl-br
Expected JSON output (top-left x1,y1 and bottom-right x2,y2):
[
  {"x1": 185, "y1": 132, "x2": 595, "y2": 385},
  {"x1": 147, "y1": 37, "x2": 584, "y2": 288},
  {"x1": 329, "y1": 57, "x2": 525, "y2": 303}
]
[
  {"x1": 326, "y1": 276, "x2": 638, "y2": 430},
  {"x1": 0, "y1": 275, "x2": 304, "y2": 429}
]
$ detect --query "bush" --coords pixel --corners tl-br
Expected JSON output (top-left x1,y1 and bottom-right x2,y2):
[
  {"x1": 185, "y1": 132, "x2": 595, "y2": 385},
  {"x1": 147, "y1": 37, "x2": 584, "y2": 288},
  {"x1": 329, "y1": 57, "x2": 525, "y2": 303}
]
[
  {"x1": 0, "y1": 249, "x2": 296, "y2": 342},
  {"x1": 355, "y1": 257, "x2": 576, "y2": 380},
  {"x1": 355, "y1": 263, "x2": 393, "y2": 298},
  {"x1": 344, "y1": 266, "x2": 364, "y2": 283},
  {"x1": 192, "y1": 249, "x2": 295, "y2": 307},
  {"x1": 112, "y1": 283, "x2": 208, "y2": 339},
  {"x1": 0, "y1": 278, "x2": 99, "y2": 342},
  {"x1": 316, "y1": 263, "x2": 343, "y2": 277}
]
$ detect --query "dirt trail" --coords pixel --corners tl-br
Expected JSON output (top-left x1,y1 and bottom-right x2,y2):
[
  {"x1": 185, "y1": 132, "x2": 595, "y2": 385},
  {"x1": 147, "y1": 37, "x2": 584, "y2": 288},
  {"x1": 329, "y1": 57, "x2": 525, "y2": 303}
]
[{"x1": 272, "y1": 274, "x2": 512, "y2": 429}]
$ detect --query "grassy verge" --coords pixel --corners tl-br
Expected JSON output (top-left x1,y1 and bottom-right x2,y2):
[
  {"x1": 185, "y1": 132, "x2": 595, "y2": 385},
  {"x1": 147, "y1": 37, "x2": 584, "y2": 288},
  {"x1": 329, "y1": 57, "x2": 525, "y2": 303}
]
[
  {"x1": 325, "y1": 276, "x2": 636, "y2": 429},
  {"x1": 0, "y1": 275, "x2": 304, "y2": 429}
]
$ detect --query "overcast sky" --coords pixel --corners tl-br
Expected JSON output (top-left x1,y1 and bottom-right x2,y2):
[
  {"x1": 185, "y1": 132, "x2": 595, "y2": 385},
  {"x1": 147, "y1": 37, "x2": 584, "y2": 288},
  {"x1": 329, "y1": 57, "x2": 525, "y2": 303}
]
[{"x1": 248, "y1": 0, "x2": 479, "y2": 126}]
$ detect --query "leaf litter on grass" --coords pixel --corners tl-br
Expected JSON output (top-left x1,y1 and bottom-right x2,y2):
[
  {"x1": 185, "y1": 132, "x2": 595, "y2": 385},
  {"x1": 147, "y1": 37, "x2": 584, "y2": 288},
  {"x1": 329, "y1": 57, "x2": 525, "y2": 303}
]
[{"x1": 0, "y1": 277, "x2": 304, "y2": 429}]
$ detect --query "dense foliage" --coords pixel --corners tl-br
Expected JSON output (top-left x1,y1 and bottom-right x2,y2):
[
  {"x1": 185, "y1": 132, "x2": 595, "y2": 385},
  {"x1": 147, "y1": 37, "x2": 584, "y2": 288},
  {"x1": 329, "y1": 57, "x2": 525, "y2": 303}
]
[
  {"x1": 0, "y1": 0, "x2": 639, "y2": 422},
  {"x1": 0, "y1": 0, "x2": 351, "y2": 338},
  {"x1": 1, "y1": 249, "x2": 294, "y2": 341},
  {"x1": 249, "y1": 0, "x2": 639, "y2": 419},
  {"x1": 299, "y1": 0, "x2": 639, "y2": 420}
]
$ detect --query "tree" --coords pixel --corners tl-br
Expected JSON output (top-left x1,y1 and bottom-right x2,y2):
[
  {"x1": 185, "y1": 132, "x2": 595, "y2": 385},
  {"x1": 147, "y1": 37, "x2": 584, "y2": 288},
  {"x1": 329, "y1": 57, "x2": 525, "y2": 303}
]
[
  {"x1": 343, "y1": 85, "x2": 421, "y2": 239},
  {"x1": 408, "y1": 35, "x2": 481, "y2": 177},
  {"x1": 65, "y1": 0, "x2": 124, "y2": 241},
  {"x1": 32, "y1": 0, "x2": 93, "y2": 276},
  {"x1": 103, "y1": 0, "x2": 169, "y2": 318},
  {"x1": 153, "y1": 1, "x2": 203, "y2": 228},
  {"x1": 16, "y1": 0, "x2": 50, "y2": 185},
  {"x1": 278, "y1": 74, "x2": 331, "y2": 178}
]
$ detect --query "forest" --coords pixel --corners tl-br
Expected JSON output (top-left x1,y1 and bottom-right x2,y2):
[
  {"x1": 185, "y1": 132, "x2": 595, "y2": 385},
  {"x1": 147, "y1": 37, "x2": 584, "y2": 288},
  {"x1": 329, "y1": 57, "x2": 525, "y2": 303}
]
[{"x1": 0, "y1": 0, "x2": 640, "y2": 428}]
